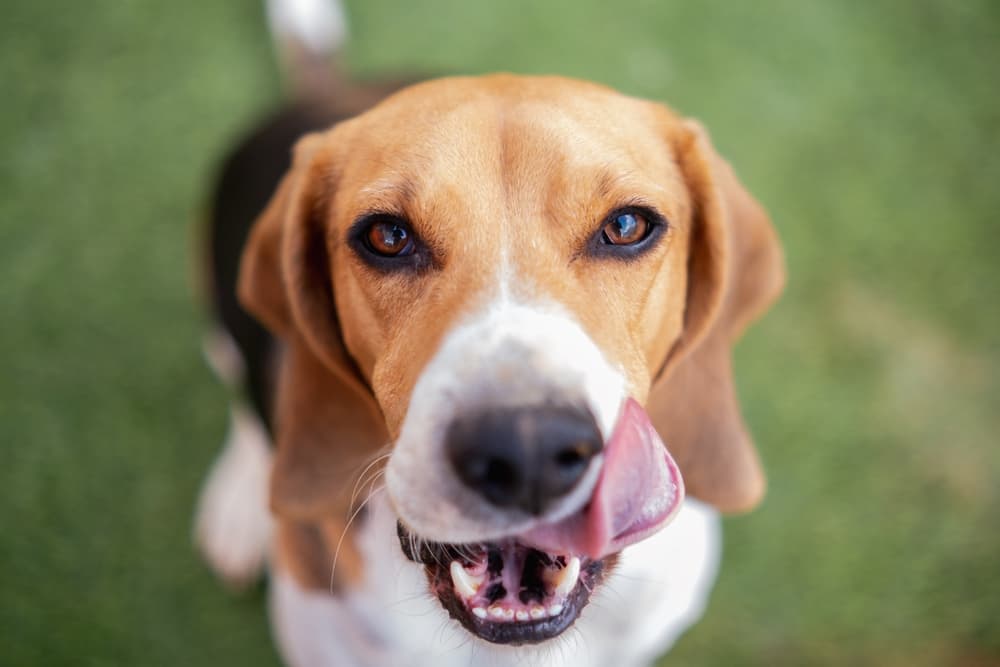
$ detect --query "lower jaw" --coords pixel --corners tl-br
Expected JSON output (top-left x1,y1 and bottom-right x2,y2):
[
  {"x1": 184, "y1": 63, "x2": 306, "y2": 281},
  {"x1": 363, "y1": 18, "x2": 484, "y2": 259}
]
[
  {"x1": 398, "y1": 523, "x2": 609, "y2": 646},
  {"x1": 431, "y1": 564, "x2": 603, "y2": 645}
]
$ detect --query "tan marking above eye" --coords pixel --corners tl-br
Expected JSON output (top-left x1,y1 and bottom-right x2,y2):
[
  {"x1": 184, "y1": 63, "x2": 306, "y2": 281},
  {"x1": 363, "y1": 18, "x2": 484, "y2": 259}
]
[{"x1": 602, "y1": 212, "x2": 649, "y2": 245}]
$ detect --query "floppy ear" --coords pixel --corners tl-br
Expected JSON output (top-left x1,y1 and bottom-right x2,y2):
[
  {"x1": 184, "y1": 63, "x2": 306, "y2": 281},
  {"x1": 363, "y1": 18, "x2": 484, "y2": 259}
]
[
  {"x1": 239, "y1": 132, "x2": 353, "y2": 382},
  {"x1": 647, "y1": 120, "x2": 785, "y2": 513},
  {"x1": 238, "y1": 133, "x2": 387, "y2": 521}
]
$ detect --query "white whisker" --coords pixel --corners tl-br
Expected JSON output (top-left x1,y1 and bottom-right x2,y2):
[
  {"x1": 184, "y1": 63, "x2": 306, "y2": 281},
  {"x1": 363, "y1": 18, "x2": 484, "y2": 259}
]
[
  {"x1": 346, "y1": 451, "x2": 391, "y2": 518},
  {"x1": 329, "y1": 471, "x2": 385, "y2": 593}
]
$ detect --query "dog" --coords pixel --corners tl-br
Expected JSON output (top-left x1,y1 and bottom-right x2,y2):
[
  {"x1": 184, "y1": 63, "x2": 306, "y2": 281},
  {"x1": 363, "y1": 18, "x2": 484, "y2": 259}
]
[{"x1": 194, "y1": 2, "x2": 784, "y2": 665}]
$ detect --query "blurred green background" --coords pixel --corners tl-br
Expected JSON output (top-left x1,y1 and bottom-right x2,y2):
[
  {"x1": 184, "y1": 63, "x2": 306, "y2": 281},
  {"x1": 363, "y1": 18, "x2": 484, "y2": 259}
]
[{"x1": 2, "y1": 1, "x2": 998, "y2": 665}]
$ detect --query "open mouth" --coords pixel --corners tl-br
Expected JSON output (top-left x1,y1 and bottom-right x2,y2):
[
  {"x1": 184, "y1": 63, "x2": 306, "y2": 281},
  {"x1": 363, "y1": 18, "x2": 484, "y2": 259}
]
[
  {"x1": 393, "y1": 398, "x2": 684, "y2": 645},
  {"x1": 398, "y1": 523, "x2": 609, "y2": 645}
]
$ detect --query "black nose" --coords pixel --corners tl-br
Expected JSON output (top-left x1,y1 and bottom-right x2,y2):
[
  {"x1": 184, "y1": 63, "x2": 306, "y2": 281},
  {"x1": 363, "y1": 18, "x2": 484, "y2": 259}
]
[{"x1": 445, "y1": 404, "x2": 603, "y2": 516}]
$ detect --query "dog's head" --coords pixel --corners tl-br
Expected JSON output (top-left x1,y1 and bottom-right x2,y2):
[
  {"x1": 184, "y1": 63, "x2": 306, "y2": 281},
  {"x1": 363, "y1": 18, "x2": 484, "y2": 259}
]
[{"x1": 239, "y1": 75, "x2": 783, "y2": 645}]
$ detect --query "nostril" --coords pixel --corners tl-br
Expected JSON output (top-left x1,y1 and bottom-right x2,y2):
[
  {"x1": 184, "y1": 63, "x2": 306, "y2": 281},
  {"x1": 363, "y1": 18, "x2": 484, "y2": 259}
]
[
  {"x1": 456, "y1": 454, "x2": 522, "y2": 509},
  {"x1": 547, "y1": 439, "x2": 599, "y2": 491},
  {"x1": 477, "y1": 458, "x2": 521, "y2": 507},
  {"x1": 555, "y1": 443, "x2": 592, "y2": 469},
  {"x1": 483, "y1": 459, "x2": 517, "y2": 488},
  {"x1": 449, "y1": 435, "x2": 524, "y2": 508}
]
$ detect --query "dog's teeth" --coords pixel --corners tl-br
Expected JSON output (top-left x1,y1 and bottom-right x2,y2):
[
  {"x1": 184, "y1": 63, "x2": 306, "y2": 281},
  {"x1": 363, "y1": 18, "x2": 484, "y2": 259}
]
[
  {"x1": 503, "y1": 608, "x2": 515, "y2": 620},
  {"x1": 551, "y1": 556, "x2": 581, "y2": 597},
  {"x1": 472, "y1": 607, "x2": 488, "y2": 619},
  {"x1": 450, "y1": 561, "x2": 485, "y2": 599},
  {"x1": 529, "y1": 605, "x2": 546, "y2": 620},
  {"x1": 488, "y1": 605, "x2": 505, "y2": 619},
  {"x1": 548, "y1": 603, "x2": 564, "y2": 617},
  {"x1": 515, "y1": 610, "x2": 529, "y2": 621}
]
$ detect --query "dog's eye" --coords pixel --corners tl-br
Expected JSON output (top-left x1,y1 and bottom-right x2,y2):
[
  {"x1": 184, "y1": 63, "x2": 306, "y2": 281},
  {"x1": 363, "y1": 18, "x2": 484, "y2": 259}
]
[
  {"x1": 601, "y1": 212, "x2": 650, "y2": 246},
  {"x1": 586, "y1": 205, "x2": 666, "y2": 260},
  {"x1": 363, "y1": 217, "x2": 415, "y2": 257}
]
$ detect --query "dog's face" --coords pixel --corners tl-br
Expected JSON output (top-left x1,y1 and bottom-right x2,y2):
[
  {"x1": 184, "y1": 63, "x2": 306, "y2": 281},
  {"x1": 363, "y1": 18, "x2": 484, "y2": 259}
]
[{"x1": 240, "y1": 75, "x2": 783, "y2": 646}]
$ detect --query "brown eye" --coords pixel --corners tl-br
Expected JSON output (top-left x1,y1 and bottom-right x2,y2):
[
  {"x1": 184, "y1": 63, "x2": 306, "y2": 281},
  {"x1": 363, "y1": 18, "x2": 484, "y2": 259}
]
[
  {"x1": 364, "y1": 218, "x2": 414, "y2": 257},
  {"x1": 602, "y1": 212, "x2": 649, "y2": 245}
]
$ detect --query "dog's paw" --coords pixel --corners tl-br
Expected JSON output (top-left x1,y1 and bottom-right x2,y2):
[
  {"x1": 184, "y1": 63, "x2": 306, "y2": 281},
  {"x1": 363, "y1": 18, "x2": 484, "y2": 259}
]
[{"x1": 194, "y1": 403, "x2": 273, "y2": 589}]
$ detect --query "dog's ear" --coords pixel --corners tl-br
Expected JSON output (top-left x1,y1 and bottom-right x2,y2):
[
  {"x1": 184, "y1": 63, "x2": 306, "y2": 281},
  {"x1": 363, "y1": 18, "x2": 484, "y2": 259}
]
[
  {"x1": 647, "y1": 120, "x2": 785, "y2": 513},
  {"x1": 239, "y1": 133, "x2": 349, "y2": 380},
  {"x1": 239, "y1": 133, "x2": 387, "y2": 521}
]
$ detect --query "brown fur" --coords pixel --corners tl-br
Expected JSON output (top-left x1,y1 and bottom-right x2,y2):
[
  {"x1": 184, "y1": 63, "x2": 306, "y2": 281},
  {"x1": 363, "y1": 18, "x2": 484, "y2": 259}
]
[
  {"x1": 647, "y1": 121, "x2": 785, "y2": 512},
  {"x1": 238, "y1": 75, "x2": 784, "y2": 590}
]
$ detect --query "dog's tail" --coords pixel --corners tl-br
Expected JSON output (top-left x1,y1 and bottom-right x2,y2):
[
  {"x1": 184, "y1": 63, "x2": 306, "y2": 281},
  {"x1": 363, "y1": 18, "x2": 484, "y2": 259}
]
[
  {"x1": 266, "y1": 0, "x2": 349, "y2": 99},
  {"x1": 194, "y1": 0, "x2": 351, "y2": 590}
]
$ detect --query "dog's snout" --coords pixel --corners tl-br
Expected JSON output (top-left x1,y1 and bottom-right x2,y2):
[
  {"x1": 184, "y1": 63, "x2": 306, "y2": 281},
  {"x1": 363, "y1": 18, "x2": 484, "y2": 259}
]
[{"x1": 445, "y1": 405, "x2": 602, "y2": 516}]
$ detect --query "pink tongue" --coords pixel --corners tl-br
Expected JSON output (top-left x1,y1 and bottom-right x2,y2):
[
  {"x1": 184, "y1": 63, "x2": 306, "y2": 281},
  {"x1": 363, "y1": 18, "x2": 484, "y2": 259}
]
[{"x1": 522, "y1": 398, "x2": 684, "y2": 559}]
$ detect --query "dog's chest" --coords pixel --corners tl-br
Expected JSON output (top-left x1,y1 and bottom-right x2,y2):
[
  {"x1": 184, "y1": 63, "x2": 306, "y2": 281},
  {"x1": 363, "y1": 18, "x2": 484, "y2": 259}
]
[{"x1": 270, "y1": 495, "x2": 720, "y2": 667}]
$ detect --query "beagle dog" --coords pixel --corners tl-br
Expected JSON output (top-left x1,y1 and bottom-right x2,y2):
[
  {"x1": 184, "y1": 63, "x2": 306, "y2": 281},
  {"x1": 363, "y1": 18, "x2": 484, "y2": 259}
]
[
  {"x1": 193, "y1": 9, "x2": 783, "y2": 666},
  {"x1": 195, "y1": 71, "x2": 784, "y2": 666}
]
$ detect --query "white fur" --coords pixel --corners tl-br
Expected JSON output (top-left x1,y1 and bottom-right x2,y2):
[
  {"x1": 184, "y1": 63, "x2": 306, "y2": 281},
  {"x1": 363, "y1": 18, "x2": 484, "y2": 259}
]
[
  {"x1": 270, "y1": 494, "x2": 720, "y2": 667},
  {"x1": 385, "y1": 298, "x2": 627, "y2": 545},
  {"x1": 202, "y1": 326, "x2": 246, "y2": 387},
  {"x1": 195, "y1": 402, "x2": 274, "y2": 588},
  {"x1": 198, "y1": 302, "x2": 720, "y2": 664},
  {"x1": 266, "y1": 0, "x2": 348, "y2": 56}
]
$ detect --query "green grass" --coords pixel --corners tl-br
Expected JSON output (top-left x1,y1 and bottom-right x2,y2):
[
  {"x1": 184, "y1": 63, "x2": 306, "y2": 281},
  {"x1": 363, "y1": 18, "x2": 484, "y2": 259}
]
[{"x1": 1, "y1": 1, "x2": 997, "y2": 665}]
